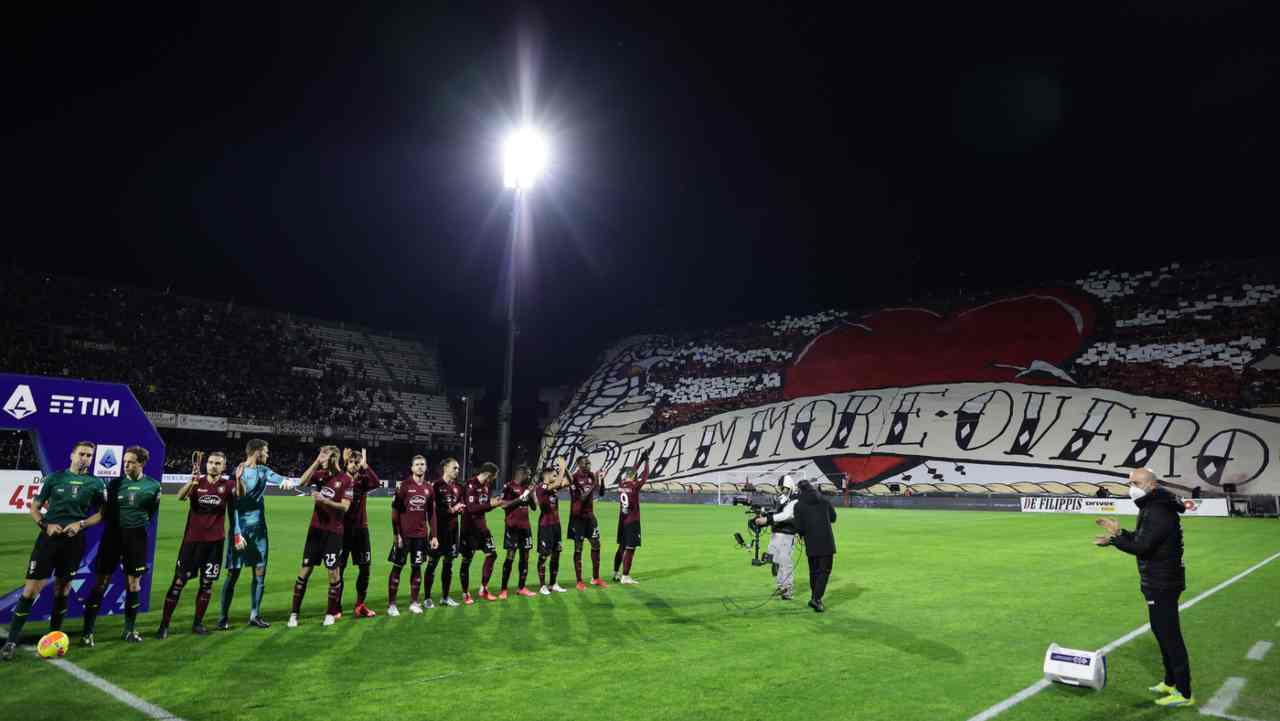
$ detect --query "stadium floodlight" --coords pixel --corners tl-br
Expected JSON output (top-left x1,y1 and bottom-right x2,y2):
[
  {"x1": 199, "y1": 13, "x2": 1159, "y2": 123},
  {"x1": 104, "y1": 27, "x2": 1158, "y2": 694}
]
[{"x1": 502, "y1": 127, "x2": 548, "y2": 190}]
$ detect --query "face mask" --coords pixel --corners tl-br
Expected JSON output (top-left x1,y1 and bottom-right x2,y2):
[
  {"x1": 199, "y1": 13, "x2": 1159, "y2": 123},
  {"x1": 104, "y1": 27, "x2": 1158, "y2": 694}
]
[{"x1": 1128, "y1": 484, "x2": 1147, "y2": 501}]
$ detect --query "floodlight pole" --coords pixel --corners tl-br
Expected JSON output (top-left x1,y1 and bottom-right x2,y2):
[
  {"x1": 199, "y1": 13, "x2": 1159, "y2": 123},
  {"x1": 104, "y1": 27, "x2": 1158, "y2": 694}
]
[{"x1": 496, "y1": 193, "x2": 521, "y2": 491}]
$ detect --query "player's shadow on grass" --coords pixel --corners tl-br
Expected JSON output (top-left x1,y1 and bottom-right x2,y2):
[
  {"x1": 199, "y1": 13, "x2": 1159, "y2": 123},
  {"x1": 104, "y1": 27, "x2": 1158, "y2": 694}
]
[
  {"x1": 820, "y1": 582, "x2": 865, "y2": 605},
  {"x1": 636, "y1": 564, "x2": 704, "y2": 580},
  {"x1": 820, "y1": 616, "x2": 965, "y2": 664},
  {"x1": 631, "y1": 588, "x2": 716, "y2": 630}
]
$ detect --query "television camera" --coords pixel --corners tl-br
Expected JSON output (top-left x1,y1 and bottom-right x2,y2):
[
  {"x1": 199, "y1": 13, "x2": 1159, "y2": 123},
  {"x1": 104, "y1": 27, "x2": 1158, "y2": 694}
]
[{"x1": 732, "y1": 493, "x2": 780, "y2": 567}]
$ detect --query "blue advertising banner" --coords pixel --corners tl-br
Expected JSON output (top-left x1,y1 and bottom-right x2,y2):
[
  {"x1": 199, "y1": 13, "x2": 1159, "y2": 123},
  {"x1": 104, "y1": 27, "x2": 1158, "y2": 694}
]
[{"x1": 0, "y1": 373, "x2": 165, "y2": 623}]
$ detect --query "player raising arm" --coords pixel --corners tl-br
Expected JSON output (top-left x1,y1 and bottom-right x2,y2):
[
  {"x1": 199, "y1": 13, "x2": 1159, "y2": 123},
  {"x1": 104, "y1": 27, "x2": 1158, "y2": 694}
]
[
  {"x1": 288, "y1": 446, "x2": 352, "y2": 628},
  {"x1": 387, "y1": 455, "x2": 437, "y2": 616},
  {"x1": 498, "y1": 466, "x2": 537, "y2": 599},
  {"x1": 613, "y1": 448, "x2": 652, "y2": 585},
  {"x1": 534, "y1": 458, "x2": 571, "y2": 595},
  {"x1": 338, "y1": 448, "x2": 382, "y2": 619},
  {"x1": 568, "y1": 456, "x2": 607, "y2": 590},
  {"x1": 217, "y1": 439, "x2": 296, "y2": 630},
  {"x1": 157, "y1": 451, "x2": 237, "y2": 638},
  {"x1": 2, "y1": 442, "x2": 105, "y2": 661},
  {"x1": 458, "y1": 462, "x2": 507, "y2": 604}
]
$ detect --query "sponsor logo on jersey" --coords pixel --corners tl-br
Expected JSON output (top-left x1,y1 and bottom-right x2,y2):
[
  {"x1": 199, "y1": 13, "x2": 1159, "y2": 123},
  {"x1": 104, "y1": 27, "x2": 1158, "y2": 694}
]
[
  {"x1": 198, "y1": 495, "x2": 222, "y2": 506},
  {"x1": 321, "y1": 486, "x2": 336, "y2": 499},
  {"x1": 409, "y1": 495, "x2": 427, "y2": 510}
]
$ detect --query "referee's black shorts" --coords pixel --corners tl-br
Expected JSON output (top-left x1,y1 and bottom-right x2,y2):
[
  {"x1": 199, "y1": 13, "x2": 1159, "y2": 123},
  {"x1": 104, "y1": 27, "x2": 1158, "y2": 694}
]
[
  {"x1": 94, "y1": 526, "x2": 150, "y2": 576},
  {"x1": 26, "y1": 532, "x2": 86, "y2": 581}
]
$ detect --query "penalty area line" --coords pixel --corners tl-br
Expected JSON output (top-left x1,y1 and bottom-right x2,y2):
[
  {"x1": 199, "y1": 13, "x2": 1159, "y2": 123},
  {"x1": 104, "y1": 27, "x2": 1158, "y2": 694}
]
[
  {"x1": 30, "y1": 648, "x2": 187, "y2": 721},
  {"x1": 966, "y1": 549, "x2": 1280, "y2": 721}
]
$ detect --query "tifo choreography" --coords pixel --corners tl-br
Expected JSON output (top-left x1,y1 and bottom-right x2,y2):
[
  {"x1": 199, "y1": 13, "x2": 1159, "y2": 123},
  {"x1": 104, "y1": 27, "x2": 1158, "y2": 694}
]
[{"x1": 1, "y1": 439, "x2": 653, "y2": 658}]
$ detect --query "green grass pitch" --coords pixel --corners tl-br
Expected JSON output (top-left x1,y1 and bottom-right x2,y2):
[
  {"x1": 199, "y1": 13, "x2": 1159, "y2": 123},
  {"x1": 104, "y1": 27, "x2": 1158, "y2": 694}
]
[{"x1": 1, "y1": 498, "x2": 1277, "y2": 721}]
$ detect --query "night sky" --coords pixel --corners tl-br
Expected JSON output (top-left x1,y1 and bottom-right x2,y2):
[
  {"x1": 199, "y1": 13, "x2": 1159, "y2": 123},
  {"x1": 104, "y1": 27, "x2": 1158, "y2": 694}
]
[{"x1": 5, "y1": 3, "x2": 1279, "y2": 440}]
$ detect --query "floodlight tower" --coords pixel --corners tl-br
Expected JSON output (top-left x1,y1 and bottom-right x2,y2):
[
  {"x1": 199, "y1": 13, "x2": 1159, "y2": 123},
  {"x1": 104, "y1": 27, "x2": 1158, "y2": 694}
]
[{"x1": 497, "y1": 127, "x2": 547, "y2": 487}]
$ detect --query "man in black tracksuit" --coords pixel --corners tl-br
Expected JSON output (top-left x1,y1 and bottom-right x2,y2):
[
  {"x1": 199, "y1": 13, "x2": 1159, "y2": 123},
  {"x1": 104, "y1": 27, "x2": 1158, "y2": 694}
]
[
  {"x1": 792, "y1": 480, "x2": 837, "y2": 613},
  {"x1": 1095, "y1": 468, "x2": 1193, "y2": 707}
]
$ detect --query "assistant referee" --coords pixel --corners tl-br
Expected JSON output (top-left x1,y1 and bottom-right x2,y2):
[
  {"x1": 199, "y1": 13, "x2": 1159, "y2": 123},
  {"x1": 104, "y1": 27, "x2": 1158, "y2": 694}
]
[{"x1": 1094, "y1": 468, "x2": 1193, "y2": 708}]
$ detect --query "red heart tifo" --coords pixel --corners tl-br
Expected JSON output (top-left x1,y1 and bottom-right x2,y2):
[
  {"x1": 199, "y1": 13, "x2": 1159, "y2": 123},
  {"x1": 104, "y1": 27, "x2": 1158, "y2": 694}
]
[{"x1": 783, "y1": 288, "x2": 1097, "y2": 487}]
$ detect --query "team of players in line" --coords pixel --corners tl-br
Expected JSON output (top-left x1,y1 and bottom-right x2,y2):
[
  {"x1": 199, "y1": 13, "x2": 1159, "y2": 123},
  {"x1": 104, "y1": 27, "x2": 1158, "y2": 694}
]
[{"x1": 1, "y1": 439, "x2": 651, "y2": 660}]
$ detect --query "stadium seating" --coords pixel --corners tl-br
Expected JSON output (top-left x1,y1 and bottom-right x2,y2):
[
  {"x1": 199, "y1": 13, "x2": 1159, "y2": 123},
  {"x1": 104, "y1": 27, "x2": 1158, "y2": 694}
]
[
  {"x1": 632, "y1": 257, "x2": 1280, "y2": 439},
  {"x1": 0, "y1": 268, "x2": 458, "y2": 442}
]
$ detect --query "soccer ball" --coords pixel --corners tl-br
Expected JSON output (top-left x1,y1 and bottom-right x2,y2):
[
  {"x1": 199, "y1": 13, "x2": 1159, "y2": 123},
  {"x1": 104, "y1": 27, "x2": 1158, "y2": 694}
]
[{"x1": 37, "y1": 631, "x2": 69, "y2": 659}]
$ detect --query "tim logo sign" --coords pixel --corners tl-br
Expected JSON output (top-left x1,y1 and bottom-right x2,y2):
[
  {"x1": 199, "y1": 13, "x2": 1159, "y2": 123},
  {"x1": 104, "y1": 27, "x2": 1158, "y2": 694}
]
[
  {"x1": 3, "y1": 383, "x2": 120, "y2": 420},
  {"x1": 0, "y1": 373, "x2": 164, "y2": 625}
]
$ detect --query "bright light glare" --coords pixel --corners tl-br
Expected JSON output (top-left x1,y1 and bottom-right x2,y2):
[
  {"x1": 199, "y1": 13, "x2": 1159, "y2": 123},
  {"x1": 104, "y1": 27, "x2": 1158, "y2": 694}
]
[{"x1": 503, "y1": 127, "x2": 548, "y2": 190}]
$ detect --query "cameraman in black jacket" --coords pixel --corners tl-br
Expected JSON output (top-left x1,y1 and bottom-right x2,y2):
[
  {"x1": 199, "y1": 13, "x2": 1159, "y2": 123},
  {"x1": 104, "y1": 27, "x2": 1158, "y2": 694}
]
[
  {"x1": 1094, "y1": 468, "x2": 1193, "y2": 708},
  {"x1": 787, "y1": 480, "x2": 837, "y2": 612}
]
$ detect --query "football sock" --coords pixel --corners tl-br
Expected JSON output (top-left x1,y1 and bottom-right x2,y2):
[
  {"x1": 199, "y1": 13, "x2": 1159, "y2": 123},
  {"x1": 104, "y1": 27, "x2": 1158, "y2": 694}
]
[
  {"x1": 219, "y1": 568, "x2": 241, "y2": 620},
  {"x1": 194, "y1": 580, "x2": 213, "y2": 625},
  {"x1": 291, "y1": 576, "x2": 307, "y2": 615},
  {"x1": 388, "y1": 565, "x2": 402, "y2": 605},
  {"x1": 123, "y1": 590, "x2": 139, "y2": 633},
  {"x1": 49, "y1": 593, "x2": 68, "y2": 632},
  {"x1": 161, "y1": 578, "x2": 183, "y2": 626},
  {"x1": 8, "y1": 596, "x2": 34, "y2": 643}
]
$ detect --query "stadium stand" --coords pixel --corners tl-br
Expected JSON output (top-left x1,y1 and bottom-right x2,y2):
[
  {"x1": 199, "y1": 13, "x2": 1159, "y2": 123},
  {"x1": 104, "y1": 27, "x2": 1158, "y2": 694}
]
[
  {"x1": 633, "y1": 257, "x2": 1280, "y2": 438},
  {"x1": 0, "y1": 268, "x2": 459, "y2": 455}
]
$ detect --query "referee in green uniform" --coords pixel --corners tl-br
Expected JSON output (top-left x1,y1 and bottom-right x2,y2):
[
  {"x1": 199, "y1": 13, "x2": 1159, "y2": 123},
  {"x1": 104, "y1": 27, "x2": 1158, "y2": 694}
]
[
  {"x1": 81, "y1": 446, "x2": 162, "y2": 645},
  {"x1": 2, "y1": 442, "x2": 106, "y2": 661}
]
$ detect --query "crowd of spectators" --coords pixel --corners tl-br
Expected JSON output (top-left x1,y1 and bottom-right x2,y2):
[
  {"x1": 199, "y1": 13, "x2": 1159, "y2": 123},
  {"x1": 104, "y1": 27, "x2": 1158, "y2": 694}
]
[
  {"x1": 632, "y1": 257, "x2": 1280, "y2": 434},
  {"x1": 0, "y1": 269, "x2": 452, "y2": 435}
]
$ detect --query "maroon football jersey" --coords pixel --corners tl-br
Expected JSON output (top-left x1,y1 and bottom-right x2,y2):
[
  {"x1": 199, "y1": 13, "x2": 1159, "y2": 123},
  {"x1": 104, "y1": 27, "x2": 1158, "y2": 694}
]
[
  {"x1": 309, "y1": 470, "x2": 353, "y2": 534},
  {"x1": 433, "y1": 477, "x2": 461, "y2": 537},
  {"x1": 461, "y1": 476, "x2": 494, "y2": 532},
  {"x1": 503, "y1": 479, "x2": 531, "y2": 529},
  {"x1": 183, "y1": 474, "x2": 235, "y2": 543},
  {"x1": 393, "y1": 475, "x2": 433, "y2": 539},
  {"x1": 570, "y1": 469, "x2": 600, "y2": 517},
  {"x1": 618, "y1": 464, "x2": 649, "y2": 526},
  {"x1": 535, "y1": 482, "x2": 561, "y2": 526},
  {"x1": 344, "y1": 468, "x2": 381, "y2": 529}
]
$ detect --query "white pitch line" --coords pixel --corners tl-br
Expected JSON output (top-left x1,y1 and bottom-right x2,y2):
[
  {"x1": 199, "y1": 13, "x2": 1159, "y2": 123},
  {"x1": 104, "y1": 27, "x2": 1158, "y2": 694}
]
[
  {"x1": 32, "y1": 648, "x2": 186, "y2": 721},
  {"x1": 967, "y1": 550, "x2": 1280, "y2": 721},
  {"x1": 1245, "y1": 641, "x2": 1273, "y2": 661},
  {"x1": 1200, "y1": 677, "x2": 1247, "y2": 717}
]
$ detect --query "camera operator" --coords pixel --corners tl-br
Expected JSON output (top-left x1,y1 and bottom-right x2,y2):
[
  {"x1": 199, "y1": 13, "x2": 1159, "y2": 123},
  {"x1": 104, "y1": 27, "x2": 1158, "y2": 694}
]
[
  {"x1": 755, "y1": 477, "x2": 836, "y2": 612},
  {"x1": 753, "y1": 475, "x2": 799, "y2": 600}
]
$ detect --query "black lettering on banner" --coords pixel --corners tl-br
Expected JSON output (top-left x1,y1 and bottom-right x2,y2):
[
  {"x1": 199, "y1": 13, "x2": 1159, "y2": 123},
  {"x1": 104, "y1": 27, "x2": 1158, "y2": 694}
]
[
  {"x1": 882, "y1": 390, "x2": 947, "y2": 448},
  {"x1": 692, "y1": 418, "x2": 740, "y2": 469},
  {"x1": 739, "y1": 404, "x2": 793, "y2": 461},
  {"x1": 827, "y1": 393, "x2": 883, "y2": 450},
  {"x1": 1050, "y1": 398, "x2": 1136, "y2": 465},
  {"x1": 614, "y1": 446, "x2": 646, "y2": 485},
  {"x1": 1116, "y1": 413, "x2": 1200, "y2": 478},
  {"x1": 1194, "y1": 428, "x2": 1269, "y2": 487},
  {"x1": 651, "y1": 436, "x2": 684, "y2": 478},
  {"x1": 1005, "y1": 392, "x2": 1070, "y2": 457},
  {"x1": 954, "y1": 389, "x2": 1013, "y2": 451},
  {"x1": 791, "y1": 399, "x2": 838, "y2": 451}
]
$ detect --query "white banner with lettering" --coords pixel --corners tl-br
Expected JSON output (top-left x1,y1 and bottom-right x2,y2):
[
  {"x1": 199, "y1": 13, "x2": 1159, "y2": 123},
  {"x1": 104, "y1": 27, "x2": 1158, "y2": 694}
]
[
  {"x1": 571, "y1": 382, "x2": 1280, "y2": 495},
  {"x1": 176, "y1": 414, "x2": 228, "y2": 431},
  {"x1": 1019, "y1": 495, "x2": 1228, "y2": 517},
  {"x1": 0, "y1": 469, "x2": 45, "y2": 514}
]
